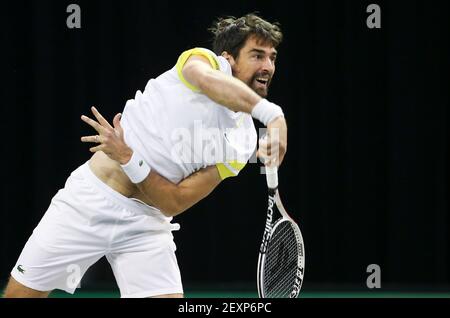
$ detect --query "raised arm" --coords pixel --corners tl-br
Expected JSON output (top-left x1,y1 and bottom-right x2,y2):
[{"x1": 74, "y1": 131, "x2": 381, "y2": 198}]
[
  {"x1": 181, "y1": 51, "x2": 287, "y2": 166},
  {"x1": 182, "y1": 55, "x2": 262, "y2": 113}
]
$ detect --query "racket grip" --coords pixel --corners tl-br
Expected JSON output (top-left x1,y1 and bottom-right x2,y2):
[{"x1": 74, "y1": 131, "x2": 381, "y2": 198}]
[{"x1": 265, "y1": 166, "x2": 278, "y2": 189}]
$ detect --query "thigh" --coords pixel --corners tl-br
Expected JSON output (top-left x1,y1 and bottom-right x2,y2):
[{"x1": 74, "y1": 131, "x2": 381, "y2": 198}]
[
  {"x1": 10, "y1": 165, "x2": 117, "y2": 295},
  {"x1": 107, "y1": 240, "x2": 183, "y2": 298},
  {"x1": 3, "y1": 276, "x2": 51, "y2": 298},
  {"x1": 10, "y1": 233, "x2": 104, "y2": 295}
]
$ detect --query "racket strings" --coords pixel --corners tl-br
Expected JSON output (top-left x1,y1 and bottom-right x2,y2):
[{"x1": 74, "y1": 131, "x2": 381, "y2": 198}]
[{"x1": 263, "y1": 221, "x2": 299, "y2": 298}]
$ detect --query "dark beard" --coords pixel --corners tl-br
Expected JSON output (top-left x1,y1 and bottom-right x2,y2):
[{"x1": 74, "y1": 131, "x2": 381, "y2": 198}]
[{"x1": 249, "y1": 74, "x2": 271, "y2": 98}]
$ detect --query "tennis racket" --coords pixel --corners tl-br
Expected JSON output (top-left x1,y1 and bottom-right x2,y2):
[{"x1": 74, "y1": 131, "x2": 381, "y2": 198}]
[{"x1": 257, "y1": 166, "x2": 305, "y2": 298}]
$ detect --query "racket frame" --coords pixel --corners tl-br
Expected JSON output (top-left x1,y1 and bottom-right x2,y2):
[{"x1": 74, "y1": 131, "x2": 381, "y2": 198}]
[{"x1": 257, "y1": 188, "x2": 305, "y2": 298}]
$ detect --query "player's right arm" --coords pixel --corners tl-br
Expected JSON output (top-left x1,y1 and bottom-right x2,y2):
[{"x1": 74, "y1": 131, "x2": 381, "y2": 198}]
[
  {"x1": 182, "y1": 55, "x2": 262, "y2": 114},
  {"x1": 181, "y1": 50, "x2": 287, "y2": 166}
]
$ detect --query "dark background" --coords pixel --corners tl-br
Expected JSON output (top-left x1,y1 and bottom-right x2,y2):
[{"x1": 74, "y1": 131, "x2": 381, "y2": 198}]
[{"x1": 1, "y1": 0, "x2": 449, "y2": 295}]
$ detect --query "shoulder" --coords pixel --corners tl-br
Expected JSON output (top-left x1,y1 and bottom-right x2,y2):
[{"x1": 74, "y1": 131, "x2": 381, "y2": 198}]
[
  {"x1": 175, "y1": 47, "x2": 232, "y2": 91},
  {"x1": 176, "y1": 47, "x2": 231, "y2": 75}
]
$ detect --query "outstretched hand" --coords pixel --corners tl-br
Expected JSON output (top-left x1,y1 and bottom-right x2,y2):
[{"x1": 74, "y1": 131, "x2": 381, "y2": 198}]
[{"x1": 81, "y1": 107, "x2": 132, "y2": 165}]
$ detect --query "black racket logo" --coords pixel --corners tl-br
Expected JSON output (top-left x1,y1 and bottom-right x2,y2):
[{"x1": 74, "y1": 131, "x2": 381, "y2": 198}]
[{"x1": 260, "y1": 195, "x2": 276, "y2": 254}]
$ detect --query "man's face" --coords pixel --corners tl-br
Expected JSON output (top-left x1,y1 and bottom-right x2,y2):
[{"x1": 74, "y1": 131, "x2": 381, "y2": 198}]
[{"x1": 224, "y1": 36, "x2": 278, "y2": 98}]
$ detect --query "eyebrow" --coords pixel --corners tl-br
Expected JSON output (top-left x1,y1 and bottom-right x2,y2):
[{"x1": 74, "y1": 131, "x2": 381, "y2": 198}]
[{"x1": 248, "y1": 48, "x2": 278, "y2": 57}]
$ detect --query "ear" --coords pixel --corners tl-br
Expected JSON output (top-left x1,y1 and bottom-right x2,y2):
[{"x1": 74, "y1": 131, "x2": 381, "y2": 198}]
[{"x1": 221, "y1": 51, "x2": 235, "y2": 66}]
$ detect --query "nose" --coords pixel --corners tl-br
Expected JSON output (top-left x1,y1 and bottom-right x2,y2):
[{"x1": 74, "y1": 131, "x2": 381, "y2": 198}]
[{"x1": 261, "y1": 57, "x2": 275, "y2": 74}]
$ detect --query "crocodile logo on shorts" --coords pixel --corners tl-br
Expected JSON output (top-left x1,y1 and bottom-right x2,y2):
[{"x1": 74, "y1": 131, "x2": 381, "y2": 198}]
[
  {"x1": 17, "y1": 265, "x2": 25, "y2": 274},
  {"x1": 139, "y1": 160, "x2": 143, "y2": 167}
]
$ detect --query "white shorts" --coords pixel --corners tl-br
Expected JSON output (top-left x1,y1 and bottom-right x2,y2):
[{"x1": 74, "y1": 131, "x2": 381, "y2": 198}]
[{"x1": 11, "y1": 162, "x2": 183, "y2": 298}]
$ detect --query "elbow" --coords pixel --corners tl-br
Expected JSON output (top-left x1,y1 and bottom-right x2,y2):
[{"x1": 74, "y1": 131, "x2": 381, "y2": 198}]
[{"x1": 159, "y1": 200, "x2": 186, "y2": 217}]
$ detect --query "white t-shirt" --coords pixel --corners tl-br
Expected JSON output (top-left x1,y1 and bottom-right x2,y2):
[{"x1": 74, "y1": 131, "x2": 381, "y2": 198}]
[{"x1": 120, "y1": 48, "x2": 257, "y2": 184}]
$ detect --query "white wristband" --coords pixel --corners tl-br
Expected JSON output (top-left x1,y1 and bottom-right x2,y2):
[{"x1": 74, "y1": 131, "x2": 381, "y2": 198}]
[
  {"x1": 251, "y1": 99, "x2": 284, "y2": 126},
  {"x1": 120, "y1": 151, "x2": 151, "y2": 184}
]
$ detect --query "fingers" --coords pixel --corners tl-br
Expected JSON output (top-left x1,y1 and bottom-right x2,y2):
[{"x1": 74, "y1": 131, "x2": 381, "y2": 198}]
[
  {"x1": 262, "y1": 121, "x2": 287, "y2": 167},
  {"x1": 81, "y1": 135, "x2": 101, "y2": 143},
  {"x1": 81, "y1": 115, "x2": 104, "y2": 133},
  {"x1": 258, "y1": 137, "x2": 277, "y2": 157},
  {"x1": 81, "y1": 107, "x2": 114, "y2": 133},
  {"x1": 257, "y1": 146, "x2": 278, "y2": 166},
  {"x1": 91, "y1": 107, "x2": 113, "y2": 129},
  {"x1": 258, "y1": 135, "x2": 281, "y2": 167},
  {"x1": 258, "y1": 151, "x2": 278, "y2": 166},
  {"x1": 113, "y1": 113, "x2": 122, "y2": 131},
  {"x1": 89, "y1": 145, "x2": 104, "y2": 153}
]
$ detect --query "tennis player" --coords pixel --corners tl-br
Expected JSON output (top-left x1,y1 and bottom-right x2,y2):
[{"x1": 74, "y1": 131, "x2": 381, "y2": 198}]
[{"x1": 3, "y1": 13, "x2": 287, "y2": 298}]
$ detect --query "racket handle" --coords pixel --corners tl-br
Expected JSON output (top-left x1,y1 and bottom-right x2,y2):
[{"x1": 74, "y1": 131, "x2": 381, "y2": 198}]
[{"x1": 265, "y1": 166, "x2": 278, "y2": 189}]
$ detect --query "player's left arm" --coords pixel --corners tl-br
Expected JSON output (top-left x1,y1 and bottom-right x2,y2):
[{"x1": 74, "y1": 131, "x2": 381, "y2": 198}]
[
  {"x1": 81, "y1": 107, "x2": 222, "y2": 217},
  {"x1": 142, "y1": 165, "x2": 222, "y2": 217}
]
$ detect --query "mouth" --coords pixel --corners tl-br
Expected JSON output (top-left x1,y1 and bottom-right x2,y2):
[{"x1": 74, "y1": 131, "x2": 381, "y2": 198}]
[{"x1": 254, "y1": 77, "x2": 269, "y2": 89}]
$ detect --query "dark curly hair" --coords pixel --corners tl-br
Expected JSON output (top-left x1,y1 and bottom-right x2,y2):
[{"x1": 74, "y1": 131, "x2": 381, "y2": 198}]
[{"x1": 209, "y1": 13, "x2": 283, "y2": 59}]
